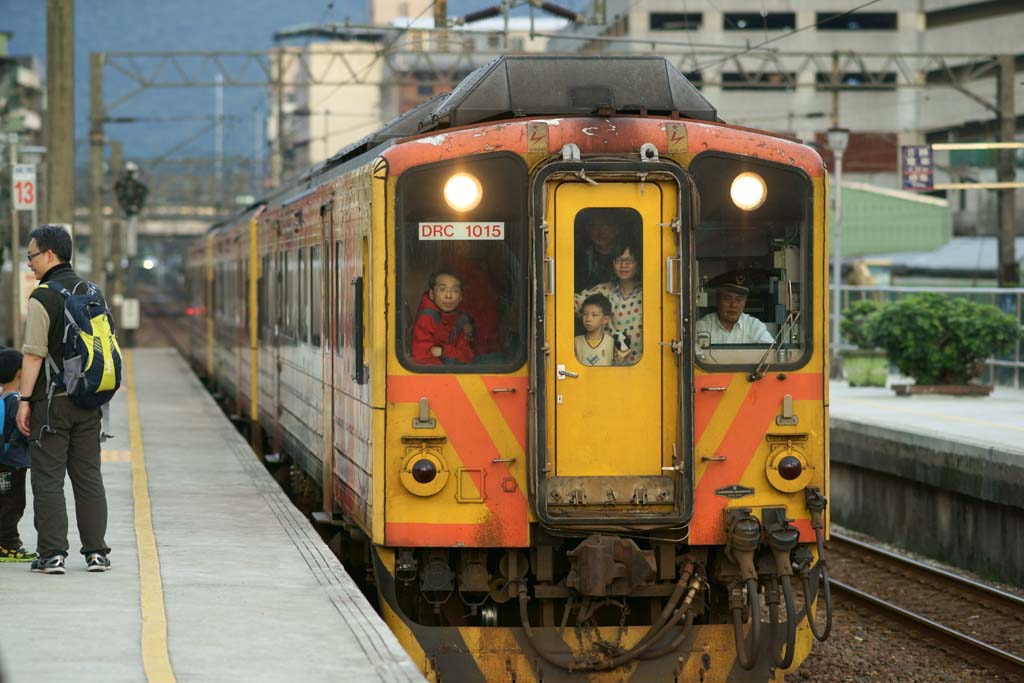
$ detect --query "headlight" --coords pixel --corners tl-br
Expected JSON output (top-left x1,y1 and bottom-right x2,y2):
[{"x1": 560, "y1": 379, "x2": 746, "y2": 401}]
[
  {"x1": 730, "y1": 171, "x2": 767, "y2": 211},
  {"x1": 443, "y1": 172, "x2": 483, "y2": 212}
]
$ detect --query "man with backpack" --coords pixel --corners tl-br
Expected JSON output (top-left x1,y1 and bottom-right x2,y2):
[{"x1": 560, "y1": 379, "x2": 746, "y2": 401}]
[{"x1": 16, "y1": 224, "x2": 116, "y2": 575}]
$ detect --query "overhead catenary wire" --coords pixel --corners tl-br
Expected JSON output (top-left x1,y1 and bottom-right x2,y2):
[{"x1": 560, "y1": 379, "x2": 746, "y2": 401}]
[{"x1": 309, "y1": 0, "x2": 439, "y2": 112}]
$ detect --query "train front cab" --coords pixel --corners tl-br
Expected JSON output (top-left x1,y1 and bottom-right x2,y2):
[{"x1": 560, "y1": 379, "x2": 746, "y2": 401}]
[{"x1": 375, "y1": 125, "x2": 829, "y2": 683}]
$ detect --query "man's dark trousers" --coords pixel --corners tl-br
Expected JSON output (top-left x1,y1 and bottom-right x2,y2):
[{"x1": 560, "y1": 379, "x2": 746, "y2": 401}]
[{"x1": 29, "y1": 395, "x2": 109, "y2": 558}]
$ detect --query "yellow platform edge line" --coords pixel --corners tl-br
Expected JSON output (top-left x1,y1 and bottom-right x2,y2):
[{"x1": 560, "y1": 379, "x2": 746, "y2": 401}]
[{"x1": 125, "y1": 351, "x2": 176, "y2": 682}]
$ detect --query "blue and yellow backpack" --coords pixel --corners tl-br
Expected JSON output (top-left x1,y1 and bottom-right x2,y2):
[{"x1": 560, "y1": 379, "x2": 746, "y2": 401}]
[{"x1": 39, "y1": 280, "x2": 123, "y2": 409}]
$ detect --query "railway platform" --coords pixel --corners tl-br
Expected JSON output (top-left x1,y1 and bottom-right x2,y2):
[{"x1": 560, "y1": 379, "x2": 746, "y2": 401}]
[
  {"x1": 0, "y1": 348, "x2": 423, "y2": 683},
  {"x1": 828, "y1": 376, "x2": 1024, "y2": 584}
]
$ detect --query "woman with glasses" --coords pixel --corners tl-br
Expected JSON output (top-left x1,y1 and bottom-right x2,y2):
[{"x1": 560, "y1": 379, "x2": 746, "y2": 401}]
[{"x1": 575, "y1": 240, "x2": 643, "y2": 365}]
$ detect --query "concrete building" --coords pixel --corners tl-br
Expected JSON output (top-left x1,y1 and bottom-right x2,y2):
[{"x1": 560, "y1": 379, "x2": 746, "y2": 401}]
[
  {"x1": 272, "y1": 9, "x2": 570, "y2": 173},
  {"x1": 553, "y1": 0, "x2": 1023, "y2": 232}
]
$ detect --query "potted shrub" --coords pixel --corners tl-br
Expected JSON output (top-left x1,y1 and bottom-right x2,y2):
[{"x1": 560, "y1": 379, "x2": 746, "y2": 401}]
[
  {"x1": 840, "y1": 299, "x2": 888, "y2": 387},
  {"x1": 867, "y1": 293, "x2": 1021, "y2": 396}
]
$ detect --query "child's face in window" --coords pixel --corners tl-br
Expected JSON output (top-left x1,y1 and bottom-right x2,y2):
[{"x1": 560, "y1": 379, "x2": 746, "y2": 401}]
[
  {"x1": 429, "y1": 273, "x2": 463, "y2": 312},
  {"x1": 581, "y1": 304, "x2": 609, "y2": 334}
]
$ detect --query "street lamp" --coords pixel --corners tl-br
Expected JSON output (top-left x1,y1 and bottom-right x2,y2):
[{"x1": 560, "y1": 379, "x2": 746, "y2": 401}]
[{"x1": 827, "y1": 127, "x2": 850, "y2": 378}]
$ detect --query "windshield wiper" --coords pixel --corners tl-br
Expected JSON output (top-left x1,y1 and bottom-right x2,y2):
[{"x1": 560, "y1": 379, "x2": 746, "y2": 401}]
[{"x1": 748, "y1": 311, "x2": 801, "y2": 382}]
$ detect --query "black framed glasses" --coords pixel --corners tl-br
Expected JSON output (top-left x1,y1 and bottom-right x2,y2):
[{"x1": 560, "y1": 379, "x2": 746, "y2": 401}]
[{"x1": 26, "y1": 250, "x2": 46, "y2": 262}]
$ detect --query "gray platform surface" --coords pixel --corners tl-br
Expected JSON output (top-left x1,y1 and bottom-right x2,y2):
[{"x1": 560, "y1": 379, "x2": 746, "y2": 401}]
[
  {"x1": 0, "y1": 348, "x2": 423, "y2": 683},
  {"x1": 829, "y1": 378, "x2": 1024, "y2": 459}
]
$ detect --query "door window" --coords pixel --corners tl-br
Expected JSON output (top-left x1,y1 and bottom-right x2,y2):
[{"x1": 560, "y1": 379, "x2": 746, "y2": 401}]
[{"x1": 572, "y1": 208, "x2": 644, "y2": 366}]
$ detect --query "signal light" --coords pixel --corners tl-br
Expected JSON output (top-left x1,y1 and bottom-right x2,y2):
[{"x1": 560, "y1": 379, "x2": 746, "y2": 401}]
[
  {"x1": 730, "y1": 171, "x2": 767, "y2": 211},
  {"x1": 411, "y1": 458, "x2": 438, "y2": 484},
  {"x1": 443, "y1": 173, "x2": 483, "y2": 212},
  {"x1": 777, "y1": 455, "x2": 803, "y2": 481}
]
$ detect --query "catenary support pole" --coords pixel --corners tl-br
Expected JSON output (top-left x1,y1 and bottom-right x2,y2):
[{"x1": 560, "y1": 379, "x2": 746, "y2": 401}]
[
  {"x1": 996, "y1": 55, "x2": 1017, "y2": 287},
  {"x1": 89, "y1": 52, "x2": 107, "y2": 291},
  {"x1": 45, "y1": 0, "x2": 75, "y2": 228}
]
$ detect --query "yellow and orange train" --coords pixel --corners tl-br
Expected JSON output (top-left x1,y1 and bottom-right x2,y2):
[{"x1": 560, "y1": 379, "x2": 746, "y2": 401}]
[{"x1": 186, "y1": 56, "x2": 834, "y2": 682}]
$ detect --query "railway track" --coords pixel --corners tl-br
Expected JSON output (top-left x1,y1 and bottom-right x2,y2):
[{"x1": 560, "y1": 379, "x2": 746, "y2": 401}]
[{"x1": 828, "y1": 532, "x2": 1024, "y2": 680}]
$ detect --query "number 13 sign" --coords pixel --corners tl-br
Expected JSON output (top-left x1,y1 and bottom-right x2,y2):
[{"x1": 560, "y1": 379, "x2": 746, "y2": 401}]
[{"x1": 13, "y1": 163, "x2": 36, "y2": 210}]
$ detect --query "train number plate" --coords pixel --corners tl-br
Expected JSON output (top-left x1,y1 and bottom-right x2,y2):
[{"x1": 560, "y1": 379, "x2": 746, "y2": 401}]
[{"x1": 418, "y1": 222, "x2": 505, "y2": 240}]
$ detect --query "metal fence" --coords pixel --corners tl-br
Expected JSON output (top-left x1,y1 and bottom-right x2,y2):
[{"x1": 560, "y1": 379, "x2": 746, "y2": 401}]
[{"x1": 839, "y1": 285, "x2": 1024, "y2": 390}]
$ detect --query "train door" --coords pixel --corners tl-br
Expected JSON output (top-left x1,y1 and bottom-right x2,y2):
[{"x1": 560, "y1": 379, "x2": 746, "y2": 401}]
[
  {"x1": 320, "y1": 202, "x2": 335, "y2": 514},
  {"x1": 543, "y1": 176, "x2": 688, "y2": 521}
]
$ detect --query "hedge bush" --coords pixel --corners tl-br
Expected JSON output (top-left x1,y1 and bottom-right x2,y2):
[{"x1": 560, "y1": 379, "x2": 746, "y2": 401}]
[
  {"x1": 840, "y1": 299, "x2": 882, "y2": 349},
  {"x1": 867, "y1": 293, "x2": 1021, "y2": 385}
]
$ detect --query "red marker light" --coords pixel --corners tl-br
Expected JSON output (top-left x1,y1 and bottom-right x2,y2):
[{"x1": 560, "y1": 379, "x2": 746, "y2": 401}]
[
  {"x1": 777, "y1": 455, "x2": 803, "y2": 481},
  {"x1": 412, "y1": 459, "x2": 437, "y2": 484}
]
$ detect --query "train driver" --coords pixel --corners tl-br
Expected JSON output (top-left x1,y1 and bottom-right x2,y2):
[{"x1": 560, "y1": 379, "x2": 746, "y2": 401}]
[
  {"x1": 695, "y1": 274, "x2": 774, "y2": 345},
  {"x1": 410, "y1": 271, "x2": 476, "y2": 365}
]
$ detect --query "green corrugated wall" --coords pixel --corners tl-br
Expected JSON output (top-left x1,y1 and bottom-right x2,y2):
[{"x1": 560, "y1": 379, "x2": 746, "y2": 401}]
[{"x1": 829, "y1": 183, "x2": 950, "y2": 257}]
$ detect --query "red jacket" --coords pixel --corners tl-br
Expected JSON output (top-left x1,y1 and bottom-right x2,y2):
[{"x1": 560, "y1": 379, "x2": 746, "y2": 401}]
[{"x1": 410, "y1": 292, "x2": 475, "y2": 365}]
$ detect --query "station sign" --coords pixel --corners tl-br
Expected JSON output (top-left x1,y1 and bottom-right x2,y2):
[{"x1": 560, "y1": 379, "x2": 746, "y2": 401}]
[
  {"x1": 418, "y1": 222, "x2": 505, "y2": 240},
  {"x1": 901, "y1": 145, "x2": 933, "y2": 191},
  {"x1": 12, "y1": 163, "x2": 37, "y2": 209}
]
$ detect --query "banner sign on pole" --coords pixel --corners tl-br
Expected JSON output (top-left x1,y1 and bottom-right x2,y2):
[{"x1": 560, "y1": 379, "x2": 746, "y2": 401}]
[
  {"x1": 901, "y1": 145, "x2": 934, "y2": 191},
  {"x1": 13, "y1": 163, "x2": 37, "y2": 210}
]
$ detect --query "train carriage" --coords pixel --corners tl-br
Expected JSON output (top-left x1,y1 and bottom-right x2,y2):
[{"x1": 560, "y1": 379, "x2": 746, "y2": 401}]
[{"x1": 186, "y1": 56, "x2": 834, "y2": 682}]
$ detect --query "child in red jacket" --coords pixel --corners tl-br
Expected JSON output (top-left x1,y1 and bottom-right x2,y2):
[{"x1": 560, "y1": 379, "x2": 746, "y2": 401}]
[{"x1": 411, "y1": 272, "x2": 475, "y2": 365}]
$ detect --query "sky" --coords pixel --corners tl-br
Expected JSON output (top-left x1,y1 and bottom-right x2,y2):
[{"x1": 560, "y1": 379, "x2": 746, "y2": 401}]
[
  {"x1": 2, "y1": 0, "x2": 372, "y2": 161},
  {"x1": 2, "y1": 0, "x2": 587, "y2": 164}
]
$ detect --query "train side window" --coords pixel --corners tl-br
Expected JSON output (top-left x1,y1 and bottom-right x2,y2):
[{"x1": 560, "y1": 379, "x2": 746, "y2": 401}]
[
  {"x1": 573, "y1": 208, "x2": 644, "y2": 366},
  {"x1": 311, "y1": 244, "x2": 322, "y2": 348},
  {"x1": 284, "y1": 250, "x2": 294, "y2": 338},
  {"x1": 298, "y1": 247, "x2": 308, "y2": 342},
  {"x1": 395, "y1": 154, "x2": 528, "y2": 372},
  {"x1": 690, "y1": 155, "x2": 811, "y2": 369},
  {"x1": 335, "y1": 240, "x2": 344, "y2": 353}
]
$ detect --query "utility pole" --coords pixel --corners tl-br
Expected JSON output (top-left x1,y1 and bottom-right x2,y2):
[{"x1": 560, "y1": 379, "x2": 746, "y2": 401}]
[
  {"x1": 8, "y1": 136, "x2": 20, "y2": 350},
  {"x1": 109, "y1": 140, "x2": 123, "y2": 307},
  {"x1": 45, "y1": 0, "x2": 75, "y2": 227},
  {"x1": 271, "y1": 48, "x2": 284, "y2": 186},
  {"x1": 996, "y1": 54, "x2": 1018, "y2": 287},
  {"x1": 89, "y1": 52, "x2": 107, "y2": 291},
  {"x1": 214, "y1": 72, "x2": 224, "y2": 213}
]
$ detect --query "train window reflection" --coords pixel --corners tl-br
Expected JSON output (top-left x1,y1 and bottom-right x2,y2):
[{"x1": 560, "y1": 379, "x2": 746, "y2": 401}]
[
  {"x1": 691, "y1": 155, "x2": 810, "y2": 368},
  {"x1": 573, "y1": 208, "x2": 644, "y2": 366},
  {"x1": 396, "y1": 155, "x2": 528, "y2": 372}
]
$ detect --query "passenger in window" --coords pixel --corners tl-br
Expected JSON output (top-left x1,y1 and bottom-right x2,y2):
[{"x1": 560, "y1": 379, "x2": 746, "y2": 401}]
[
  {"x1": 696, "y1": 274, "x2": 774, "y2": 344},
  {"x1": 576, "y1": 242, "x2": 643, "y2": 365},
  {"x1": 574, "y1": 294, "x2": 618, "y2": 367},
  {"x1": 411, "y1": 272, "x2": 476, "y2": 365},
  {"x1": 575, "y1": 218, "x2": 620, "y2": 291},
  {"x1": 443, "y1": 241, "x2": 501, "y2": 355}
]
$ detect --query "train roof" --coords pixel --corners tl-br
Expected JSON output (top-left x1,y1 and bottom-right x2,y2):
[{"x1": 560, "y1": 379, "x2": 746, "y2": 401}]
[
  {"x1": 210, "y1": 56, "x2": 720, "y2": 233},
  {"x1": 324, "y1": 55, "x2": 717, "y2": 168}
]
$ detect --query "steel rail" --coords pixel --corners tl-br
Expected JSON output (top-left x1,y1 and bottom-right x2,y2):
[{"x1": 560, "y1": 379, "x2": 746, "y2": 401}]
[
  {"x1": 830, "y1": 532, "x2": 1024, "y2": 612},
  {"x1": 830, "y1": 578, "x2": 1024, "y2": 679}
]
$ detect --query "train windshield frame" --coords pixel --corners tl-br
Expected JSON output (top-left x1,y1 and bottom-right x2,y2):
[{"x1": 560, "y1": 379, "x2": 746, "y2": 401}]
[
  {"x1": 690, "y1": 153, "x2": 814, "y2": 372},
  {"x1": 394, "y1": 153, "x2": 530, "y2": 373}
]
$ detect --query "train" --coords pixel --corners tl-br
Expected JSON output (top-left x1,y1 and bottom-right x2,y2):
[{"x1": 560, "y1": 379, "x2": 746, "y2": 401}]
[{"x1": 185, "y1": 56, "x2": 834, "y2": 682}]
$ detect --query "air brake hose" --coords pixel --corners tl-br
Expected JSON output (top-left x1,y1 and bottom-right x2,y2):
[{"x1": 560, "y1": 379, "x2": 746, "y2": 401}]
[
  {"x1": 767, "y1": 575, "x2": 798, "y2": 669},
  {"x1": 803, "y1": 487, "x2": 833, "y2": 641},
  {"x1": 517, "y1": 563, "x2": 699, "y2": 671},
  {"x1": 731, "y1": 577, "x2": 763, "y2": 670},
  {"x1": 766, "y1": 522, "x2": 800, "y2": 669}
]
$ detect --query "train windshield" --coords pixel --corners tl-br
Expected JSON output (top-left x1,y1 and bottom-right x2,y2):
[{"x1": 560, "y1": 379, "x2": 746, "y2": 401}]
[
  {"x1": 691, "y1": 155, "x2": 812, "y2": 369},
  {"x1": 396, "y1": 154, "x2": 529, "y2": 372}
]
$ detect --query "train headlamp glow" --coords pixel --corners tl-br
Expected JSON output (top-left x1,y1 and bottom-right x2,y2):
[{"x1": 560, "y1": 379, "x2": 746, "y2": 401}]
[
  {"x1": 443, "y1": 173, "x2": 483, "y2": 212},
  {"x1": 730, "y1": 172, "x2": 767, "y2": 211}
]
